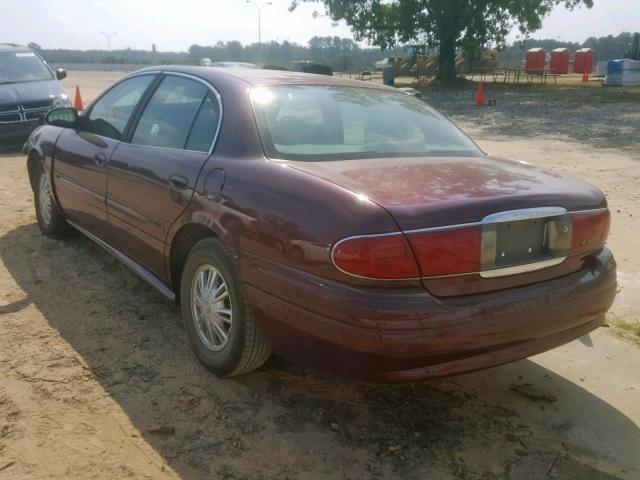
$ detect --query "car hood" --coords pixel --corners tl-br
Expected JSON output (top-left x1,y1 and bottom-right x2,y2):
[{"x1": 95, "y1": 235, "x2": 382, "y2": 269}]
[
  {"x1": 0, "y1": 79, "x2": 65, "y2": 107},
  {"x1": 283, "y1": 156, "x2": 607, "y2": 231}
]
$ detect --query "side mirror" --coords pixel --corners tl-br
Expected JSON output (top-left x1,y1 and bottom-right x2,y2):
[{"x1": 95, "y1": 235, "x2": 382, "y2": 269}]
[
  {"x1": 46, "y1": 107, "x2": 79, "y2": 128},
  {"x1": 55, "y1": 68, "x2": 67, "y2": 80}
]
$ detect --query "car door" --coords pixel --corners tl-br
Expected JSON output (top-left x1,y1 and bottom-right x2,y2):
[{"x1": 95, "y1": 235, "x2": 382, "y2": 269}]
[
  {"x1": 53, "y1": 74, "x2": 156, "y2": 241},
  {"x1": 107, "y1": 73, "x2": 222, "y2": 278}
]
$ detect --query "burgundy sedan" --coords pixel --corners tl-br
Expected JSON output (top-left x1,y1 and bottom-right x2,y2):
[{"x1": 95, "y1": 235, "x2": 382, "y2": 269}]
[{"x1": 23, "y1": 67, "x2": 616, "y2": 382}]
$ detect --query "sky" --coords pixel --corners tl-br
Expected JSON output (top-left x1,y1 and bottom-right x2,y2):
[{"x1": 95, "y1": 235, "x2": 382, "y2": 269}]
[{"x1": 1, "y1": 0, "x2": 639, "y2": 52}]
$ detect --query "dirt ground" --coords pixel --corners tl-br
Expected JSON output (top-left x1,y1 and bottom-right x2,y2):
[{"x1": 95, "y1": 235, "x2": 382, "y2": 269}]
[{"x1": 0, "y1": 71, "x2": 639, "y2": 479}]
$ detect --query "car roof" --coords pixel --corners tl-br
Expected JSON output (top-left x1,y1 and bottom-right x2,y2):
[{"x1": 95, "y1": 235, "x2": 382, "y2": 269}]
[
  {"x1": 132, "y1": 65, "x2": 394, "y2": 91},
  {"x1": 0, "y1": 43, "x2": 32, "y2": 53}
]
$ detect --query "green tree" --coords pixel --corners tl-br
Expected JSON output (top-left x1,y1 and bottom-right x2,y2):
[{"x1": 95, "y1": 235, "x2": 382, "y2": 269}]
[{"x1": 290, "y1": 0, "x2": 593, "y2": 82}]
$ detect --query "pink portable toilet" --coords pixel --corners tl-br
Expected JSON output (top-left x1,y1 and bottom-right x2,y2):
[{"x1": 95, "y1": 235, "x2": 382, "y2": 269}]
[
  {"x1": 574, "y1": 48, "x2": 594, "y2": 74},
  {"x1": 550, "y1": 48, "x2": 570, "y2": 74},
  {"x1": 525, "y1": 48, "x2": 546, "y2": 73}
]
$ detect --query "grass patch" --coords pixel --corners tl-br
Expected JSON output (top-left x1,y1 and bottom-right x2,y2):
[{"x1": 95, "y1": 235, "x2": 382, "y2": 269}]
[{"x1": 608, "y1": 315, "x2": 640, "y2": 347}]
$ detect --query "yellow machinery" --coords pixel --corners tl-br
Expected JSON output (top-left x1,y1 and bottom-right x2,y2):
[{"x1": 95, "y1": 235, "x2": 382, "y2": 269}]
[{"x1": 392, "y1": 45, "x2": 499, "y2": 79}]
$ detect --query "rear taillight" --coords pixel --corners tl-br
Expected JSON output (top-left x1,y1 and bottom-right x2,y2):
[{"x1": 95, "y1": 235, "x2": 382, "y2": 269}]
[
  {"x1": 406, "y1": 226, "x2": 482, "y2": 277},
  {"x1": 569, "y1": 209, "x2": 610, "y2": 255},
  {"x1": 333, "y1": 209, "x2": 609, "y2": 281},
  {"x1": 332, "y1": 233, "x2": 420, "y2": 279}
]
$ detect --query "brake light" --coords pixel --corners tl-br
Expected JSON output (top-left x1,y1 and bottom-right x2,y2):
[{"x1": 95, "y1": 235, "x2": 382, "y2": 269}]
[
  {"x1": 569, "y1": 209, "x2": 610, "y2": 254},
  {"x1": 406, "y1": 226, "x2": 482, "y2": 277},
  {"x1": 332, "y1": 233, "x2": 420, "y2": 279},
  {"x1": 333, "y1": 209, "x2": 609, "y2": 281}
]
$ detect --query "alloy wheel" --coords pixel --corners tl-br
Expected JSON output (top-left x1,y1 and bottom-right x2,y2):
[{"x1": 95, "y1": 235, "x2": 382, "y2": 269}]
[
  {"x1": 38, "y1": 172, "x2": 53, "y2": 226},
  {"x1": 191, "y1": 264, "x2": 233, "y2": 351}
]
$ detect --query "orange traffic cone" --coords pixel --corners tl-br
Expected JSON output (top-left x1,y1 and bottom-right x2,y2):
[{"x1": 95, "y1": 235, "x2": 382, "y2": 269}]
[
  {"x1": 582, "y1": 72, "x2": 590, "y2": 83},
  {"x1": 74, "y1": 85, "x2": 83, "y2": 110},
  {"x1": 475, "y1": 82, "x2": 485, "y2": 106}
]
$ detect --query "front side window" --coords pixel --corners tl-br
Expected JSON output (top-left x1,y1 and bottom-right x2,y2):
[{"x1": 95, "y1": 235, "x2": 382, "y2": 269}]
[
  {"x1": 0, "y1": 51, "x2": 53, "y2": 85},
  {"x1": 84, "y1": 75, "x2": 154, "y2": 141},
  {"x1": 131, "y1": 76, "x2": 210, "y2": 150},
  {"x1": 251, "y1": 85, "x2": 481, "y2": 161}
]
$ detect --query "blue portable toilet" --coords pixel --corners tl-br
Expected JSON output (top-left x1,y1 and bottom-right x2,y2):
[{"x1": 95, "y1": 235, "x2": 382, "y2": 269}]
[{"x1": 606, "y1": 59, "x2": 640, "y2": 86}]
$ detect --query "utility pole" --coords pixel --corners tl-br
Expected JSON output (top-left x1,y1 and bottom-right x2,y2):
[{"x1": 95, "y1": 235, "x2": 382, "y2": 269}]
[
  {"x1": 99, "y1": 31, "x2": 117, "y2": 51},
  {"x1": 245, "y1": 1, "x2": 272, "y2": 44}
]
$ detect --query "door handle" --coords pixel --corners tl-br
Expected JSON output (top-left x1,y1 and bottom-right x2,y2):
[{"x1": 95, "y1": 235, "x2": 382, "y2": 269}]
[
  {"x1": 168, "y1": 173, "x2": 188, "y2": 191},
  {"x1": 94, "y1": 152, "x2": 107, "y2": 167}
]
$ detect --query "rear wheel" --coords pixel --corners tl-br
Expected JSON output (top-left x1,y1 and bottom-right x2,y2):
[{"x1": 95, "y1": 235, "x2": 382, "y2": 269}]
[
  {"x1": 34, "y1": 162, "x2": 70, "y2": 238},
  {"x1": 180, "y1": 238, "x2": 271, "y2": 376}
]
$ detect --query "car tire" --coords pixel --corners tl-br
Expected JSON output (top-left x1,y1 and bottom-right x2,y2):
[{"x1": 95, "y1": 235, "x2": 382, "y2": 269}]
[
  {"x1": 34, "y1": 162, "x2": 71, "y2": 239},
  {"x1": 180, "y1": 238, "x2": 271, "y2": 377}
]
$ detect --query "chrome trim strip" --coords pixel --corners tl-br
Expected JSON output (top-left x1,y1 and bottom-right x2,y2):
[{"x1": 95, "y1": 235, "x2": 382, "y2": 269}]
[
  {"x1": 478, "y1": 257, "x2": 566, "y2": 278},
  {"x1": 571, "y1": 207, "x2": 609, "y2": 215},
  {"x1": 114, "y1": 142, "x2": 209, "y2": 156},
  {"x1": 404, "y1": 221, "x2": 481, "y2": 235},
  {"x1": 0, "y1": 118, "x2": 39, "y2": 125},
  {"x1": 482, "y1": 207, "x2": 568, "y2": 224},
  {"x1": 67, "y1": 220, "x2": 176, "y2": 301}
]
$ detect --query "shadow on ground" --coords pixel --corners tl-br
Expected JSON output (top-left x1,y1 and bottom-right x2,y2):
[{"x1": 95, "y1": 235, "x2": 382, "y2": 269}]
[{"x1": 1, "y1": 223, "x2": 638, "y2": 479}]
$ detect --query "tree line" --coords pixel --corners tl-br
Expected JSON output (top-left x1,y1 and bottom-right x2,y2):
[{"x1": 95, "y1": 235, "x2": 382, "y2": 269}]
[
  {"x1": 37, "y1": 37, "x2": 404, "y2": 71},
  {"x1": 36, "y1": 32, "x2": 636, "y2": 72}
]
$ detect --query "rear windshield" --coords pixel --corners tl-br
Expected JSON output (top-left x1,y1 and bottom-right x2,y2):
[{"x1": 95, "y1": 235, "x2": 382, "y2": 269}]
[
  {"x1": 251, "y1": 85, "x2": 481, "y2": 161},
  {"x1": 0, "y1": 51, "x2": 54, "y2": 85}
]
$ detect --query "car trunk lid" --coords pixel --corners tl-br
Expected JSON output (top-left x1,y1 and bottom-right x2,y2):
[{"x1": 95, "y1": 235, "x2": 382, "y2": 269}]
[
  {"x1": 283, "y1": 156, "x2": 606, "y2": 229},
  {"x1": 285, "y1": 156, "x2": 609, "y2": 296}
]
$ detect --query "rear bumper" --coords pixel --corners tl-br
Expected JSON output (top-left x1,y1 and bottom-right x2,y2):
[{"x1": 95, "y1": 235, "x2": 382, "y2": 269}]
[{"x1": 242, "y1": 248, "x2": 617, "y2": 382}]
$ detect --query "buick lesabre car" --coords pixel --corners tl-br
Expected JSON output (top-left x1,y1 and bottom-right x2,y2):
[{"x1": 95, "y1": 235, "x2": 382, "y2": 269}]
[{"x1": 23, "y1": 67, "x2": 616, "y2": 382}]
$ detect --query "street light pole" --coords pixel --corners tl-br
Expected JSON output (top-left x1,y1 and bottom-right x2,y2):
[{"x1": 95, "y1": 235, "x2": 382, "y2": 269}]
[
  {"x1": 99, "y1": 31, "x2": 117, "y2": 51},
  {"x1": 245, "y1": 1, "x2": 272, "y2": 44}
]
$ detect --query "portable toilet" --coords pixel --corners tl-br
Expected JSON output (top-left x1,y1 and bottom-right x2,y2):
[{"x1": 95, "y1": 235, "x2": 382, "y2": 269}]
[
  {"x1": 550, "y1": 48, "x2": 570, "y2": 74},
  {"x1": 525, "y1": 48, "x2": 546, "y2": 73},
  {"x1": 574, "y1": 48, "x2": 594, "y2": 74},
  {"x1": 605, "y1": 59, "x2": 640, "y2": 87}
]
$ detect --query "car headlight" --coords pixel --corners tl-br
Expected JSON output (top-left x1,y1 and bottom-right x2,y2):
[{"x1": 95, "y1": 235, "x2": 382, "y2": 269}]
[{"x1": 50, "y1": 94, "x2": 72, "y2": 109}]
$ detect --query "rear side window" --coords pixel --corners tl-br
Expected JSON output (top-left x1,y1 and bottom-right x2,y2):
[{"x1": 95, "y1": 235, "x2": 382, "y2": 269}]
[
  {"x1": 84, "y1": 75, "x2": 154, "y2": 140},
  {"x1": 131, "y1": 76, "x2": 209, "y2": 150},
  {"x1": 185, "y1": 93, "x2": 221, "y2": 152}
]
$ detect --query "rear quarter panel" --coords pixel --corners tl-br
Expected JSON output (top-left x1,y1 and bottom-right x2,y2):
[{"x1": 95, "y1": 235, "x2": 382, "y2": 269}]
[{"x1": 169, "y1": 155, "x2": 408, "y2": 285}]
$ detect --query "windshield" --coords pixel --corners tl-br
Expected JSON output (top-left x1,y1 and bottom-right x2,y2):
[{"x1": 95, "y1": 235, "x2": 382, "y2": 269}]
[
  {"x1": 251, "y1": 85, "x2": 482, "y2": 161},
  {"x1": 0, "y1": 51, "x2": 54, "y2": 85}
]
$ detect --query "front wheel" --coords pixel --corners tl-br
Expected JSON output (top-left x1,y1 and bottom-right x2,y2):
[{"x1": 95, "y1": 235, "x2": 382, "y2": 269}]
[
  {"x1": 34, "y1": 162, "x2": 71, "y2": 238},
  {"x1": 180, "y1": 238, "x2": 271, "y2": 376}
]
